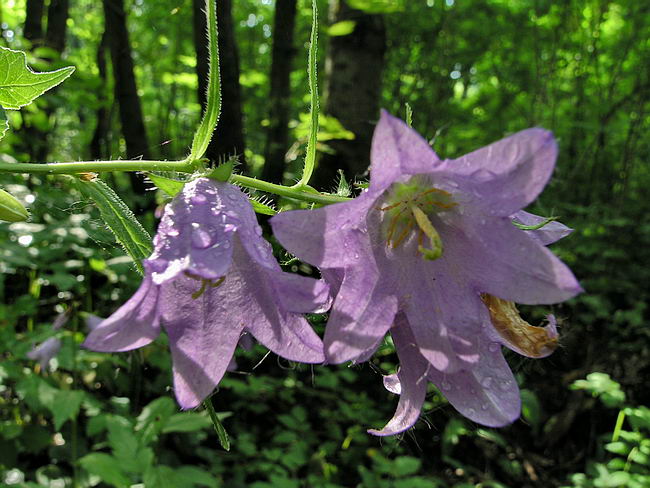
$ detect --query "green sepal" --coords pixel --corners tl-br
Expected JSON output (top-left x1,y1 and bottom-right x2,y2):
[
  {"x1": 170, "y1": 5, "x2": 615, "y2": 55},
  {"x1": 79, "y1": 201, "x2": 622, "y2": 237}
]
[
  {"x1": 146, "y1": 173, "x2": 187, "y2": 197},
  {"x1": 206, "y1": 159, "x2": 234, "y2": 182},
  {"x1": 512, "y1": 216, "x2": 558, "y2": 231},
  {"x1": 250, "y1": 199, "x2": 277, "y2": 216},
  {"x1": 0, "y1": 187, "x2": 29, "y2": 222},
  {"x1": 74, "y1": 177, "x2": 153, "y2": 274},
  {"x1": 0, "y1": 47, "x2": 75, "y2": 110},
  {"x1": 336, "y1": 169, "x2": 351, "y2": 197}
]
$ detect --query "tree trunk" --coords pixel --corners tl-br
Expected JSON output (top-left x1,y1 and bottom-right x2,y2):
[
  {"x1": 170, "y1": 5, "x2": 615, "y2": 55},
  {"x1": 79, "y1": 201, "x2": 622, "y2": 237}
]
[
  {"x1": 261, "y1": 0, "x2": 298, "y2": 184},
  {"x1": 45, "y1": 0, "x2": 69, "y2": 53},
  {"x1": 103, "y1": 0, "x2": 150, "y2": 161},
  {"x1": 103, "y1": 0, "x2": 152, "y2": 205},
  {"x1": 314, "y1": 0, "x2": 386, "y2": 190},
  {"x1": 90, "y1": 31, "x2": 111, "y2": 160},
  {"x1": 193, "y1": 0, "x2": 246, "y2": 169},
  {"x1": 24, "y1": 0, "x2": 45, "y2": 45}
]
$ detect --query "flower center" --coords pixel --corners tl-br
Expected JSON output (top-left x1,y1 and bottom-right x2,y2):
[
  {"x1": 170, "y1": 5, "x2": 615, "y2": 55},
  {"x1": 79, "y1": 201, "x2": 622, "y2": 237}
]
[{"x1": 378, "y1": 177, "x2": 456, "y2": 260}]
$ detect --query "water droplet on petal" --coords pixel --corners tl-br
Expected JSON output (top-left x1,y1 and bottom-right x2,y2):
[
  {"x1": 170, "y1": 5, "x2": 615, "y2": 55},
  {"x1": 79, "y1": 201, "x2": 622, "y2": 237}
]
[
  {"x1": 470, "y1": 387, "x2": 477, "y2": 394},
  {"x1": 488, "y1": 342, "x2": 500, "y2": 353},
  {"x1": 223, "y1": 240, "x2": 231, "y2": 249},
  {"x1": 500, "y1": 380, "x2": 512, "y2": 391},
  {"x1": 191, "y1": 227, "x2": 212, "y2": 249},
  {"x1": 191, "y1": 194, "x2": 208, "y2": 205},
  {"x1": 441, "y1": 380, "x2": 452, "y2": 391},
  {"x1": 353, "y1": 253, "x2": 360, "y2": 260},
  {"x1": 166, "y1": 228, "x2": 180, "y2": 237},
  {"x1": 255, "y1": 226, "x2": 263, "y2": 236},
  {"x1": 481, "y1": 403, "x2": 489, "y2": 411},
  {"x1": 467, "y1": 407, "x2": 476, "y2": 416},
  {"x1": 227, "y1": 193, "x2": 238, "y2": 201},
  {"x1": 481, "y1": 376, "x2": 493, "y2": 389}
]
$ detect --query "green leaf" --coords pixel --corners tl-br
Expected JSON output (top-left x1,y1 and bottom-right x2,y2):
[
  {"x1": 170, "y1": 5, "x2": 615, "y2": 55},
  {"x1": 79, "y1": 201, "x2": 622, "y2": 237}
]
[
  {"x1": 0, "y1": 107, "x2": 8, "y2": 141},
  {"x1": 79, "y1": 453, "x2": 130, "y2": 488},
  {"x1": 296, "y1": 0, "x2": 320, "y2": 188},
  {"x1": 75, "y1": 177, "x2": 153, "y2": 274},
  {"x1": 327, "y1": 20, "x2": 356, "y2": 36},
  {"x1": 392, "y1": 456, "x2": 421, "y2": 477},
  {"x1": 347, "y1": 0, "x2": 405, "y2": 14},
  {"x1": 204, "y1": 399, "x2": 230, "y2": 451},
  {"x1": 51, "y1": 390, "x2": 85, "y2": 430},
  {"x1": 189, "y1": 0, "x2": 221, "y2": 161},
  {"x1": 0, "y1": 47, "x2": 75, "y2": 110},
  {"x1": 147, "y1": 173, "x2": 187, "y2": 197},
  {"x1": 0, "y1": 187, "x2": 29, "y2": 222},
  {"x1": 135, "y1": 397, "x2": 177, "y2": 445},
  {"x1": 162, "y1": 412, "x2": 212, "y2": 434}
]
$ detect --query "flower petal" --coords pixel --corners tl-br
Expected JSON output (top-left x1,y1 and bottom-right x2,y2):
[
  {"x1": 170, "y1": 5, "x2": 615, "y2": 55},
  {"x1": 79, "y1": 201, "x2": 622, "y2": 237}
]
[
  {"x1": 445, "y1": 128, "x2": 557, "y2": 216},
  {"x1": 440, "y1": 215, "x2": 582, "y2": 304},
  {"x1": 370, "y1": 110, "x2": 442, "y2": 192},
  {"x1": 149, "y1": 179, "x2": 240, "y2": 283},
  {"x1": 368, "y1": 318, "x2": 429, "y2": 436},
  {"x1": 323, "y1": 264, "x2": 398, "y2": 364},
  {"x1": 264, "y1": 270, "x2": 331, "y2": 314},
  {"x1": 159, "y1": 273, "x2": 244, "y2": 410},
  {"x1": 512, "y1": 210, "x2": 573, "y2": 245},
  {"x1": 270, "y1": 197, "x2": 373, "y2": 268},
  {"x1": 83, "y1": 273, "x2": 161, "y2": 352},
  {"x1": 231, "y1": 239, "x2": 325, "y2": 364},
  {"x1": 427, "y1": 337, "x2": 521, "y2": 427}
]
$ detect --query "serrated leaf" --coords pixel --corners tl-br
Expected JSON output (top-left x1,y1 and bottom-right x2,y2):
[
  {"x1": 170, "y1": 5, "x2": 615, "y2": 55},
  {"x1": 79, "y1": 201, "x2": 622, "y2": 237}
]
[
  {"x1": 0, "y1": 107, "x2": 8, "y2": 141},
  {"x1": 79, "y1": 453, "x2": 130, "y2": 487},
  {"x1": 0, "y1": 47, "x2": 75, "y2": 110},
  {"x1": 0, "y1": 187, "x2": 29, "y2": 222},
  {"x1": 75, "y1": 177, "x2": 153, "y2": 274},
  {"x1": 147, "y1": 173, "x2": 186, "y2": 197},
  {"x1": 51, "y1": 390, "x2": 85, "y2": 430}
]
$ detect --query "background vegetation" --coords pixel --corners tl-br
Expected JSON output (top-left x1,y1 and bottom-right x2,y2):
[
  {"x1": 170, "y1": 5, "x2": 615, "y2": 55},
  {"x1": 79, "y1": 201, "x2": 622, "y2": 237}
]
[{"x1": 1, "y1": 0, "x2": 649, "y2": 486}]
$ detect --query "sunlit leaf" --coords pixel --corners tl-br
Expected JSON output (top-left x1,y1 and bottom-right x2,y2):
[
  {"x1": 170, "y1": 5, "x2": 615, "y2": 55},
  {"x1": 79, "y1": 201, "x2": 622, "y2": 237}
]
[
  {"x1": 0, "y1": 107, "x2": 8, "y2": 141},
  {"x1": 0, "y1": 47, "x2": 75, "y2": 110},
  {"x1": 0, "y1": 188, "x2": 29, "y2": 222}
]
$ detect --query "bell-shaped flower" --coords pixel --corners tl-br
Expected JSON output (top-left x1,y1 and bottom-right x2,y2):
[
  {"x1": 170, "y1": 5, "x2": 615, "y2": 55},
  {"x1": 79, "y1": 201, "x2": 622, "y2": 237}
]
[
  {"x1": 84, "y1": 178, "x2": 330, "y2": 409},
  {"x1": 27, "y1": 337, "x2": 62, "y2": 371},
  {"x1": 271, "y1": 111, "x2": 581, "y2": 434}
]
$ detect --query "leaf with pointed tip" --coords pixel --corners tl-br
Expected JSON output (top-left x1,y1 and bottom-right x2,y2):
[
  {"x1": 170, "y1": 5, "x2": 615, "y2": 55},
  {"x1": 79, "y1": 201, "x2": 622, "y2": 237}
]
[
  {"x1": 0, "y1": 187, "x2": 29, "y2": 222},
  {"x1": 0, "y1": 47, "x2": 75, "y2": 110},
  {"x1": 250, "y1": 199, "x2": 277, "y2": 216},
  {"x1": 75, "y1": 177, "x2": 153, "y2": 274}
]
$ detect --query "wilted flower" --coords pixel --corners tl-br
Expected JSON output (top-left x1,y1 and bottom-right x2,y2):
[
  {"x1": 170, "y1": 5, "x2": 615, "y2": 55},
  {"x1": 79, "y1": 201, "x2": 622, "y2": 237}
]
[
  {"x1": 27, "y1": 337, "x2": 62, "y2": 371},
  {"x1": 271, "y1": 111, "x2": 581, "y2": 434},
  {"x1": 84, "y1": 178, "x2": 329, "y2": 409}
]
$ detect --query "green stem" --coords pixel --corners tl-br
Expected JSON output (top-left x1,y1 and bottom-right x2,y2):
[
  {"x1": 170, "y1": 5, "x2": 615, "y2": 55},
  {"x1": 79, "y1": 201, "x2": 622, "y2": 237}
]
[
  {"x1": 203, "y1": 398, "x2": 230, "y2": 451},
  {"x1": 0, "y1": 159, "x2": 197, "y2": 174},
  {"x1": 231, "y1": 174, "x2": 350, "y2": 205}
]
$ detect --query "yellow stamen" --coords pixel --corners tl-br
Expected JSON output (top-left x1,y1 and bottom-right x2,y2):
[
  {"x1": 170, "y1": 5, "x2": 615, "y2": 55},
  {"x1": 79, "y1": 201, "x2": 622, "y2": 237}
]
[{"x1": 410, "y1": 205, "x2": 443, "y2": 260}]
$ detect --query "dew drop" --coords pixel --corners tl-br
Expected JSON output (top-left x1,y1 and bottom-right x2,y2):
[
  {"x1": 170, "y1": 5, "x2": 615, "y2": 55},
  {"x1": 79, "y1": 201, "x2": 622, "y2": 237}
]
[
  {"x1": 353, "y1": 253, "x2": 360, "y2": 260},
  {"x1": 467, "y1": 408, "x2": 476, "y2": 416},
  {"x1": 223, "y1": 240, "x2": 231, "y2": 249},
  {"x1": 166, "y1": 228, "x2": 180, "y2": 237},
  {"x1": 255, "y1": 226, "x2": 263, "y2": 236},
  {"x1": 488, "y1": 342, "x2": 500, "y2": 353},
  {"x1": 470, "y1": 387, "x2": 477, "y2": 394},
  {"x1": 191, "y1": 227, "x2": 212, "y2": 249},
  {"x1": 191, "y1": 194, "x2": 208, "y2": 205},
  {"x1": 481, "y1": 376, "x2": 493, "y2": 388},
  {"x1": 227, "y1": 193, "x2": 238, "y2": 201},
  {"x1": 481, "y1": 403, "x2": 489, "y2": 411},
  {"x1": 500, "y1": 380, "x2": 512, "y2": 391},
  {"x1": 441, "y1": 380, "x2": 452, "y2": 391}
]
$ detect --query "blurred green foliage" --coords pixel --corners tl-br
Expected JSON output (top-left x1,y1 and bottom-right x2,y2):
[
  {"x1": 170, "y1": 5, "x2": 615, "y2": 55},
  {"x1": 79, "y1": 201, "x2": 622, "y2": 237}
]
[{"x1": 1, "y1": 0, "x2": 649, "y2": 487}]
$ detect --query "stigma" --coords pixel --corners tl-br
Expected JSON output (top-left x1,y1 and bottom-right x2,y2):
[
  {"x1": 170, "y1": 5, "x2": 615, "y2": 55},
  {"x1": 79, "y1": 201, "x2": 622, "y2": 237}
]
[{"x1": 378, "y1": 177, "x2": 456, "y2": 260}]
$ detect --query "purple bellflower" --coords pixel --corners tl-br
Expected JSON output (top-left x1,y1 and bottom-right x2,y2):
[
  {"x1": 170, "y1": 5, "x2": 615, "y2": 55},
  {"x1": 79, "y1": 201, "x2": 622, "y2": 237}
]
[
  {"x1": 27, "y1": 337, "x2": 62, "y2": 371},
  {"x1": 271, "y1": 111, "x2": 582, "y2": 435},
  {"x1": 84, "y1": 178, "x2": 329, "y2": 409}
]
